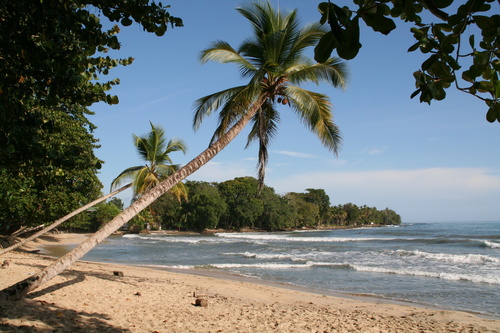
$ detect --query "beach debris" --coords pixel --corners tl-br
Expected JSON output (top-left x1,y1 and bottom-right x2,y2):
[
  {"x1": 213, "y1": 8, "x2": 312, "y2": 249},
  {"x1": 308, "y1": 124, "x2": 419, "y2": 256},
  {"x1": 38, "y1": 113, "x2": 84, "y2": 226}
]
[
  {"x1": 1, "y1": 260, "x2": 10, "y2": 268},
  {"x1": 193, "y1": 291, "x2": 217, "y2": 298},
  {"x1": 134, "y1": 292, "x2": 142, "y2": 296},
  {"x1": 194, "y1": 298, "x2": 208, "y2": 307},
  {"x1": 113, "y1": 270, "x2": 124, "y2": 276}
]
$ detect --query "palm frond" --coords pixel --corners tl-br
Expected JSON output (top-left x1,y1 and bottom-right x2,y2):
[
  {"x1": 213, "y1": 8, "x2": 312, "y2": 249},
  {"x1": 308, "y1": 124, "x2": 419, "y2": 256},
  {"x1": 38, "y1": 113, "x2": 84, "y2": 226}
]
[
  {"x1": 287, "y1": 58, "x2": 348, "y2": 88},
  {"x1": 246, "y1": 102, "x2": 279, "y2": 192},
  {"x1": 193, "y1": 86, "x2": 248, "y2": 131},
  {"x1": 169, "y1": 181, "x2": 189, "y2": 203},
  {"x1": 155, "y1": 164, "x2": 179, "y2": 179},
  {"x1": 284, "y1": 23, "x2": 326, "y2": 64},
  {"x1": 110, "y1": 166, "x2": 143, "y2": 191},
  {"x1": 238, "y1": 39, "x2": 264, "y2": 74},
  {"x1": 285, "y1": 85, "x2": 342, "y2": 154},
  {"x1": 246, "y1": 102, "x2": 279, "y2": 148},
  {"x1": 133, "y1": 168, "x2": 160, "y2": 197},
  {"x1": 159, "y1": 138, "x2": 187, "y2": 164},
  {"x1": 200, "y1": 41, "x2": 255, "y2": 73},
  {"x1": 210, "y1": 84, "x2": 264, "y2": 144}
]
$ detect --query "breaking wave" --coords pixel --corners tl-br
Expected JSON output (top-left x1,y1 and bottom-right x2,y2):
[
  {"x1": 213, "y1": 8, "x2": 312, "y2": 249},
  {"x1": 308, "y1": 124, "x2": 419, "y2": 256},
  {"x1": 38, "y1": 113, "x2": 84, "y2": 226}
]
[{"x1": 394, "y1": 250, "x2": 500, "y2": 265}]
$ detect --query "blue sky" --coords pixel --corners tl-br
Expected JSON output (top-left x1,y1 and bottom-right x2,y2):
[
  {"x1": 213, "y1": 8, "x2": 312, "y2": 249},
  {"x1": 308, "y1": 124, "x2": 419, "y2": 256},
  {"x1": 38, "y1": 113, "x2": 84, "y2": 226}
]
[{"x1": 89, "y1": 1, "x2": 500, "y2": 223}]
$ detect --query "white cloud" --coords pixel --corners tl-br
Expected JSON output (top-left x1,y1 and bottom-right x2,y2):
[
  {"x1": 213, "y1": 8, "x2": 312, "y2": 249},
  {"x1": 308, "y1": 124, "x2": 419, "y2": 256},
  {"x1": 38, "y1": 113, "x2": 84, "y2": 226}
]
[
  {"x1": 160, "y1": 157, "x2": 500, "y2": 222},
  {"x1": 267, "y1": 167, "x2": 500, "y2": 222},
  {"x1": 187, "y1": 161, "x2": 254, "y2": 183},
  {"x1": 358, "y1": 147, "x2": 387, "y2": 156},
  {"x1": 366, "y1": 147, "x2": 386, "y2": 155},
  {"x1": 274, "y1": 150, "x2": 317, "y2": 158}
]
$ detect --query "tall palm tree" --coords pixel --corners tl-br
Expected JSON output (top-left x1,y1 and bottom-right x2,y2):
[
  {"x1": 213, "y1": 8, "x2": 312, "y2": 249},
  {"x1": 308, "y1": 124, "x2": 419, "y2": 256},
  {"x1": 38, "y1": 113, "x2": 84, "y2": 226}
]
[
  {"x1": 111, "y1": 122, "x2": 188, "y2": 204},
  {"x1": 1, "y1": 2, "x2": 347, "y2": 300},
  {"x1": 194, "y1": 2, "x2": 347, "y2": 191}
]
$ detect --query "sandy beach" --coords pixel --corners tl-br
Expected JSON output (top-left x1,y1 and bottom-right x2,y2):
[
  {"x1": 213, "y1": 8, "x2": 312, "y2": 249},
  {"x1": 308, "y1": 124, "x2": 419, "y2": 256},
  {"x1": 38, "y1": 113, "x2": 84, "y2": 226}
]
[{"x1": 0, "y1": 233, "x2": 499, "y2": 332}]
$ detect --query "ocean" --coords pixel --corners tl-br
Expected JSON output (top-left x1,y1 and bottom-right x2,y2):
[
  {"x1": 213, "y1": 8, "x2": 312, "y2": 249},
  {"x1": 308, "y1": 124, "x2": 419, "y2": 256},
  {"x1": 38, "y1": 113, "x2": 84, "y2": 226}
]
[{"x1": 78, "y1": 221, "x2": 500, "y2": 317}]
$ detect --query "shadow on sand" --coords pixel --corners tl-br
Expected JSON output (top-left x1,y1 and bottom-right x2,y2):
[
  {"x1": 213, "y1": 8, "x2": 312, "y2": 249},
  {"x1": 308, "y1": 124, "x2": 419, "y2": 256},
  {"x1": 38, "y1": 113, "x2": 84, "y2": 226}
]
[{"x1": 0, "y1": 260, "x2": 131, "y2": 332}]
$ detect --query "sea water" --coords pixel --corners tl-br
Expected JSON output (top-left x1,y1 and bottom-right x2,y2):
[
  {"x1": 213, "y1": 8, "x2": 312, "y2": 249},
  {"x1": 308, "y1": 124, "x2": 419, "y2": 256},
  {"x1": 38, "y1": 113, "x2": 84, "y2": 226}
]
[{"x1": 81, "y1": 222, "x2": 500, "y2": 317}]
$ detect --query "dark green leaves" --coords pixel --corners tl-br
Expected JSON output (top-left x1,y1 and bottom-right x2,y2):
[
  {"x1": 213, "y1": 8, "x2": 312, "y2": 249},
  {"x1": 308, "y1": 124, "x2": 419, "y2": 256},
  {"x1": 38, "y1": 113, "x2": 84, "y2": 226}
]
[
  {"x1": 360, "y1": 13, "x2": 396, "y2": 35},
  {"x1": 121, "y1": 17, "x2": 133, "y2": 26},
  {"x1": 314, "y1": 0, "x2": 499, "y2": 122},
  {"x1": 314, "y1": 3, "x2": 361, "y2": 62},
  {"x1": 315, "y1": 31, "x2": 338, "y2": 63},
  {"x1": 486, "y1": 102, "x2": 500, "y2": 122},
  {"x1": 473, "y1": 15, "x2": 500, "y2": 38},
  {"x1": 0, "y1": 0, "x2": 183, "y2": 111}
]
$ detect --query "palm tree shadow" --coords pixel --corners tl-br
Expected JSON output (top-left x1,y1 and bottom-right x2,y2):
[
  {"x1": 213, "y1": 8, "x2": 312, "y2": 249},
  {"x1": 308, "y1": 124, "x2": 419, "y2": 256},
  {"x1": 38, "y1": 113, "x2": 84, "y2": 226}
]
[
  {"x1": 1, "y1": 262, "x2": 135, "y2": 331},
  {"x1": 0, "y1": 297, "x2": 128, "y2": 332},
  {"x1": 28, "y1": 272, "x2": 86, "y2": 299},
  {"x1": 29, "y1": 270, "x2": 136, "y2": 299}
]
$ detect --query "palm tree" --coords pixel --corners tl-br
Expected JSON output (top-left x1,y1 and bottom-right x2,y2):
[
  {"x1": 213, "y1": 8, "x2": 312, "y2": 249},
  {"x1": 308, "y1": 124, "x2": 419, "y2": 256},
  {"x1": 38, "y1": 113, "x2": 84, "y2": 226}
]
[
  {"x1": 194, "y1": 3, "x2": 346, "y2": 191},
  {"x1": 111, "y1": 122, "x2": 188, "y2": 230},
  {"x1": 1, "y1": 2, "x2": 347, "y2": 300},
  {"x1": 111, "y1": 122, "x2": 188, "y2": 202}
]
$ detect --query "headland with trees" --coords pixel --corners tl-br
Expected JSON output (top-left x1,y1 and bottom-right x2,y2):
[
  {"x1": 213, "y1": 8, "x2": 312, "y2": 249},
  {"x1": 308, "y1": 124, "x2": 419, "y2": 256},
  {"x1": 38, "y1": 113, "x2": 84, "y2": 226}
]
[{"x1": 65, "y1": 176, "x2": 401, "y2": 233}]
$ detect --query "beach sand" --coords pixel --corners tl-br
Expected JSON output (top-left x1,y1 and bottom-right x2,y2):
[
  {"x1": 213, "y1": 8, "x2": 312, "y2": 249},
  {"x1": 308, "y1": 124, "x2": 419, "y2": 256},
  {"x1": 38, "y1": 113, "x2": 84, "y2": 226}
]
[{"x1": 0, "y1": 233, "x2": 499, "y2": 332}]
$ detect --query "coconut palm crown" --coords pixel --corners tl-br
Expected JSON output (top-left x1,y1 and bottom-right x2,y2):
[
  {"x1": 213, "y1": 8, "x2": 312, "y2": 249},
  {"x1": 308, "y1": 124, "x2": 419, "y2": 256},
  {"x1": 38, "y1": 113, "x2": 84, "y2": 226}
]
[
  {"x1": 194, "y1": 1, "x2": 348, "y2": 191},
  {"x1": 111, "y1": 122, "x2": 188, "y2": 203}
]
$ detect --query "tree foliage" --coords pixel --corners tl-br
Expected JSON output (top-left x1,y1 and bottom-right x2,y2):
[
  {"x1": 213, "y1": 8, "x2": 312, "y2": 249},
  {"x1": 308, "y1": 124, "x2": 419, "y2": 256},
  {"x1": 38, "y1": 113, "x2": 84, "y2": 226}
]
[
  {"x1": 0, "y1": 106, "x2": 103, "y2": 234},
  {"x1": 183, "y1": 181, "x2": 227, "y2": 232},
  {"x1": 147, "y1": 176, "x2": 401, "y2": 232},
  {"x1": 218, "y1": 177, "x2": 264, "y2": 230},
  {"x1": 0, "y1": 0, "x2": 182, "y2": 112},
  {"x1": 314, "y1": 0, "x2": 499, "y2": 122},
  {"x1": 0, "y1": 1, "x2": 182, "y2": 234},
  {"x1": 95, "y1": 202, "x2": 122, "y2": 229}
]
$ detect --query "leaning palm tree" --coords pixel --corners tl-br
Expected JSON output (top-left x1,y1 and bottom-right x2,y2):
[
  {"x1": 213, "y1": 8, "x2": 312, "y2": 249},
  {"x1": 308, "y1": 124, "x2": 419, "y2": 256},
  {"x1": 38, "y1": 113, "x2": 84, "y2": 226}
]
[
  {"x1": 0, "y1": 183, "x2": 132, "y2": 257},
  {"x1": 1, "y1": 2, "x2": 347, "y2": 300},
  {"x1": 194, "y1": 2, "x2": 346, "y2": 191},
  {"x1": 111, "y1": 121, "x2": 188, "y2": 204}
]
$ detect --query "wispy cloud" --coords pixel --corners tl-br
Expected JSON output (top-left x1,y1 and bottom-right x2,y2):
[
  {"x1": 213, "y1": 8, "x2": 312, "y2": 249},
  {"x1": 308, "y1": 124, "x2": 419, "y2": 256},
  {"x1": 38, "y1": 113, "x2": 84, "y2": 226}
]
[
  {"x1": 274, "y1": 150, "x2": 317, "y2": 158},
  {"x1": 361, "y1": 147, "x2": 387, "y2": 156},
  {"x1": 187, "y1": 161, "x2": 254, "y2": 182},
  {"x1": 175, "y1": 159, "x2": 500, "y2": 222},
  {"x1": 267, "y1": 167, "x2": 500, "y2": 222}
]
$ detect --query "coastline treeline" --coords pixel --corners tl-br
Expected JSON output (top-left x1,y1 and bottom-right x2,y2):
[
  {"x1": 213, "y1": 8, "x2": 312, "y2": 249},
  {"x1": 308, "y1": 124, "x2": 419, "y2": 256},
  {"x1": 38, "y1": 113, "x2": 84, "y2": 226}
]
[{"x1": 70, "y1": 176, "x2": 401, "y2": 233}]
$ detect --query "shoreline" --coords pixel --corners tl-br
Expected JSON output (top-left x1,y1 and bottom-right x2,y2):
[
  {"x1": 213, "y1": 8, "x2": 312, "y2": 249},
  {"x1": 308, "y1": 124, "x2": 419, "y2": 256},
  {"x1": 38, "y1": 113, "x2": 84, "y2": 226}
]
[
  {"x1": 16, "y1": 232, "x2": 500, "y2": 319},
  {"x1": 2, "y1": 232, "x2": 499, "y2": 332}
]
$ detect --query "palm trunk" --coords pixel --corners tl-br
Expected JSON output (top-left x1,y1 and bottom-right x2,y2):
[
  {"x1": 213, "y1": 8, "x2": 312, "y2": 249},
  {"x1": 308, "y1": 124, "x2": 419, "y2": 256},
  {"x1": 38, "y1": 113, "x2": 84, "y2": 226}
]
[
  {"x1": 1, "y1": 96, "x2": 266, "y2": 300},
  {"x1": 0, "y1": 183, "x2": 133, "y2": 257}
]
